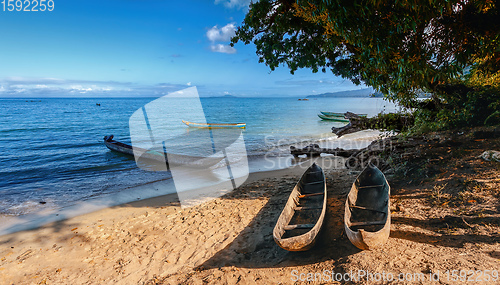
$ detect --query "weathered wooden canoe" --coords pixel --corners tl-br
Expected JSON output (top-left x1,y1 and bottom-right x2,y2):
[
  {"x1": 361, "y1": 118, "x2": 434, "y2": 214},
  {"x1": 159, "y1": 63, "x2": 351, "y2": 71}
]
[
  {"x1": 273, "y1": 163, "x2": 327, "y2": 251},
  {"x1": 320, "y1": 111, "x2": 367, "y2": 117},
  {"x1": 317, "y1": 113, "x2": 350, "y2": 122},
  {"x1": 182, "y1": 120, "x2": 246, "y2": 129},
  {"x1": 344, "y1": 164, "x2": 390, "y2": 250},
  {"x1": 103, "y1": 135, "x2": 223, "y2": 168}
]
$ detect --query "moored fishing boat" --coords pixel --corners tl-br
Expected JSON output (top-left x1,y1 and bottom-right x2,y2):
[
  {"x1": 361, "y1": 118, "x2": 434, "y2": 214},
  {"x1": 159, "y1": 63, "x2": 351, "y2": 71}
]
[
  {"x1": 317, "y1": 113, "x2": 350, "y2": 122},
  {"x1": 320, "y1": 111, "x2": 367, "y2": 117},
  {"x1": 344, "y1": 164, "x2": 391, "y2": 250},
  {"x1": 103, "y1": 135, "x2": 224, "y2": 168},
  {"x1": 273, "y1": 163, "x2": 327, "y2": 251},
  {"x1": 182, "y1": 120, "x2": 246, "y2": 129}
]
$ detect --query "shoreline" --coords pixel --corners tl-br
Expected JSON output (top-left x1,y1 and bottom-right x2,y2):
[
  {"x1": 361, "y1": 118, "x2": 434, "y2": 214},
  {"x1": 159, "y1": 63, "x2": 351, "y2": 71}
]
[
  {"x1": 126, "y1": 156, "x2": 343, "y2": 208},
  {"x1": 0, "y1": 126, "x2": 381, "y2": 233},
  {"x1": 0, "y1": 140, "x2": 356, "y2": 236},
  {"x1": 0, "y1": 157, "x2": 345, "y2": 284},
  {"x1": 1, "y1": 131, "x2": 499, "y2": 284}
]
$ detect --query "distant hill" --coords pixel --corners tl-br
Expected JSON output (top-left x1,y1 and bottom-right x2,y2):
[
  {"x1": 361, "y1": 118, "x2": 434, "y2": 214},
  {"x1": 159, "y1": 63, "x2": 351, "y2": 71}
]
[{"x1": 307, "y1": 88, "x2": 383, "y2": 98}]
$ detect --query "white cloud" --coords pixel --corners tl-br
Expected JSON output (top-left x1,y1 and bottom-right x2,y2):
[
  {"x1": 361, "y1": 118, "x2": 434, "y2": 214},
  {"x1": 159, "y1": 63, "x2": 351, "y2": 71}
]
[
  {"x1": 210, "y1": 44, "x2": 237, "y2": 54},
  {"x1": 70, "y1": 85, "x2": 93, "y2": 93},
  {"x1": 0, "y1": 77, "x2": 199, "y2": 97},
  {"x1": 206, "y1": 23, "x2": 236, "y2": 42},
  {"x1": 207, "y1": 23, "x2": 237, "y2": 54},
  {"x1": 214, "y1": 0, "x2": 250, "y2": 10}
]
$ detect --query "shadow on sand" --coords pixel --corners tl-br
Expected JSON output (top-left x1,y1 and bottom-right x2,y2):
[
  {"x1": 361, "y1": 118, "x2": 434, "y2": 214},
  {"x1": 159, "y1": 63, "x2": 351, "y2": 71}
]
[
  {"x1": 391, "y1": 215, "x2": 500, "y2": 248},
  {"x1": 199, "y1": 170, "x2": 499, "y2": 270},
  {"x1": 198, "y1": 175, "x2": 362, "y2": 270}
]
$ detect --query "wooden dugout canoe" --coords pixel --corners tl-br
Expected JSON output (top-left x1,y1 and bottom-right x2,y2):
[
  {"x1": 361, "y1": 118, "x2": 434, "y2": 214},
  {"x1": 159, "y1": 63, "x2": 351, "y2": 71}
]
[
  {"x1": 273, "y1": 163, "x2": 327, "y2": 251},
  {"x1": 317, "y1": 113, "x2": 350, "y2": 122},
  {"x1": 344, "y1": 164, "x2": 390, "y2": 250},
  {"x1": 103, "y1": 135, "x2": 223, "y2": 168},
  {"x1": 320, "y1": 111, "x2": 367, "y2": 117},
  {"x1": 182, "y1": 120, "x2": 246, "y2": 129}
]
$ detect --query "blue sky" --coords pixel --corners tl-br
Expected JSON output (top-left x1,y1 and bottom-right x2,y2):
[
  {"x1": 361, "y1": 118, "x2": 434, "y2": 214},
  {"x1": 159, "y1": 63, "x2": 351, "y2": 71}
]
[{"x1": 0, "y1": 0, "x2": 365, "y2": 97}]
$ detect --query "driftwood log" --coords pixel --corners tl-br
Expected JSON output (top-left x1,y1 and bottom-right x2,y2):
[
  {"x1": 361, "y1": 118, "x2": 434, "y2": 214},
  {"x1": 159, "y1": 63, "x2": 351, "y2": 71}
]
[{"x1": 290, "y1": 144, "x2": 360, "y2": 157}]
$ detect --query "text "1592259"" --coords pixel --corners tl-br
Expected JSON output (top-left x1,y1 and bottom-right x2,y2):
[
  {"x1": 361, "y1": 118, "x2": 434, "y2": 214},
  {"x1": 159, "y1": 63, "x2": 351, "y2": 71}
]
[{"x1": 2, "y1": 0, "x2": 54, "y2": 12}]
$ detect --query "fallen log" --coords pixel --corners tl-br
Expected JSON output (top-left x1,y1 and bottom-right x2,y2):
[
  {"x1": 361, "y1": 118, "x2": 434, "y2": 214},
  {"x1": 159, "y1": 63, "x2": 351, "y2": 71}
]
[
  {"x1": 330, "y1": 112, "x2": 367, "y2": 137},
  {"x1": 331, "y1": 112, "x2": 414, "y2": 137},
  {"x1": 290, "y1": 136, "x2": 402, "y2": 157},
  {"x1": 290, "y1": 143, "x2": 385, "y2": 169},
  {"x1": 290, "y1": 136, "x2": 412, "y2": 170}
]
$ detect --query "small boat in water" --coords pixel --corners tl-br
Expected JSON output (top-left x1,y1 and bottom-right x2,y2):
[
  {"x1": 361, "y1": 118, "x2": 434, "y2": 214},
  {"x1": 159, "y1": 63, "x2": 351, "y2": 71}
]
[
  {"x1": 320, "y1": 111, "x2": 367, "y2": 117},
  {"x1": 103, "y1": 135, "x2": 224, "y2": 168},
  {"x1": 344, "y1": 164, "x2": 390, "y2": 250},
  {"x1": 317, "y1": 113, "x2": 350, "y2": 122},
  {"x1": 273, "y1": 163, "x2": 327, "y2": 251},
  {"x1": 182, "y1": 120, "x2": 246, "y2": 129}
]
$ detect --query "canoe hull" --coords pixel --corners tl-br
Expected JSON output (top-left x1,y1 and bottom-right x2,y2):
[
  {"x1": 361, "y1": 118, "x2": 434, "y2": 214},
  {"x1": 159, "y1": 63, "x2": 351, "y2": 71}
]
[
  {"x1": 103, "y1": 136, "x2": 223, "y2": 168},
  {"x1": 104, "y1": 139, "x2": 135, "y2": 156},
  {"x1": 344, "y1": 164, "x2": 390, "y2": 250},
  {"x1": 182, "y1": 120, "x2": 246, "y2": 129},
  {"x1": 320, "y1": 111, "x2": 344, "y2": 117},
  {"x1": 344, "y1": 216, "x2": 391, "y2": 250},
  {"x1": 320, "y1": 111, "x2": 367, "y2": 117},
  {"x1": 273, "y1": 163, "x2": 327, "y2": 251}
]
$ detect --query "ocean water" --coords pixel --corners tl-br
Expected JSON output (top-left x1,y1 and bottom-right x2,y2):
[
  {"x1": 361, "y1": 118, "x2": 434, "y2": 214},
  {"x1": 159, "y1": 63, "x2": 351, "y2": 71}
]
[{"x1": 0, "y1": 96, "x2": 398, "y2": 220}]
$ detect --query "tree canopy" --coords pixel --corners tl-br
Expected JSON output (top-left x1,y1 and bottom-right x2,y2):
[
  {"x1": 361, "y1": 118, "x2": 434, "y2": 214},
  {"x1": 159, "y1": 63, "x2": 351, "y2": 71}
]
[{"x1": 231, "y1": 0, "x2": 500, "y2": 106}]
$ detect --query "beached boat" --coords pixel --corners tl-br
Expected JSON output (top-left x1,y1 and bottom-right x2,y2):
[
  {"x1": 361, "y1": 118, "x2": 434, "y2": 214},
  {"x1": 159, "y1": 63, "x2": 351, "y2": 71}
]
[
  {"x1": 320, "y1": 111, "x2": 367, "y2": 117},
  {"x1": 317, "y1": 113, "x2": 350, "y2": 122},
  {"x1": 103, "y1": 135, "x2": 223, "y2": 168},
  {"x1": 182, "y1": 120, "x2": 246, "y2": 129},
  {"x1": 344, "y1": 164, "x2": 390, "y2": 250},
  {"x1": 273, "y1": 163, "x2": 327, "y2": 251}
]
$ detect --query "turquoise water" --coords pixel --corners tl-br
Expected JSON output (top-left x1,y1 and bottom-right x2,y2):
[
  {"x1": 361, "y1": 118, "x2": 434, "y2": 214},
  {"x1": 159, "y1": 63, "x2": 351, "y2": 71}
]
[{"x1": 0, "y1": 97, "x2": 397, "y2": 217}]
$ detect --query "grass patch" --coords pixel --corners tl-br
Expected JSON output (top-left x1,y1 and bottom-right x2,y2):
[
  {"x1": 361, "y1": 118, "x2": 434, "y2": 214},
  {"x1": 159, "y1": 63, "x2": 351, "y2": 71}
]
[{"x1": 429, "y1": 184, "x2": 450, "y2": 206}]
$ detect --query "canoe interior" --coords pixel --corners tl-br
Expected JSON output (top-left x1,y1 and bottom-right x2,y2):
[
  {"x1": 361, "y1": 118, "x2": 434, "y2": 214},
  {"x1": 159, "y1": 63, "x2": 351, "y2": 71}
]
[
  {"x1": 344, "y1": 164, "x2": 390, "y2": 250},
  {"x1": 273, "y1": 163, "x2": 327, "y2": 251},
  {"x1": 348, "y1": 167, "x2": 389, "y2": 232},
  {"x1": 282, "y1": 170, "x2": 324, "y2": 239}
]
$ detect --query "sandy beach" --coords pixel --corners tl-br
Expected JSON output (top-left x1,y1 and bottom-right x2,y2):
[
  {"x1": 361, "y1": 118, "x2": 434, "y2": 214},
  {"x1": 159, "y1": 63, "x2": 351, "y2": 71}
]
[
  {"x1": 2, "y1": 0, "x2": 498, "y2": 283},
  {"x1": 1, "y1": 148, "x2": 499, "y2": 284}
]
